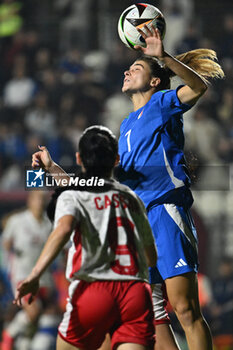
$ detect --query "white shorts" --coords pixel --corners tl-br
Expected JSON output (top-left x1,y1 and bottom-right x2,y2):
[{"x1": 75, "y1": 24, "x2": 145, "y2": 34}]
[{"x1": 152, "y1": 283, "x2": 170, "y2": 325}]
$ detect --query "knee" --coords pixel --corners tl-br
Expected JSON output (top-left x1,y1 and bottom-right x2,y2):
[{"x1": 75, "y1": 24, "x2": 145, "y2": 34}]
[{"x1": 172, "y1": 299, "x2": 201, "y2": 328}]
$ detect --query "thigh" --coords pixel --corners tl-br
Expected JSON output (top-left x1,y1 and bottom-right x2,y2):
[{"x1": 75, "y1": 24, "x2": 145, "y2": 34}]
[
  {"x1": 148, "y1": 204, "x2": 198, "y2": 282},
  {"x1": 165, "y1": 272, "x2": 201, "y2": 315},
  {"x1": 112, "y1": 282, "x2": 155, "y2": 350},
  {"x1": 97, "y1": 334, "x2": 111, "y2": 350},
  {"x1": 57, "y1": 334, "x2": 81, "y2": 350},
  {"x1": 58, "y1": 280, "x2": 118, "y2": 349}
]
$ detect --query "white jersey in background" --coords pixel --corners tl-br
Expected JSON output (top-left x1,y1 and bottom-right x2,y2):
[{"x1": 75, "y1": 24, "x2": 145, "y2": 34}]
[
  {"x1": 2, "y1": 209, "x2": 53, "y2": 290},
  {"x1": 54, "y1": 180, "x2": 155, "y2": 283}
]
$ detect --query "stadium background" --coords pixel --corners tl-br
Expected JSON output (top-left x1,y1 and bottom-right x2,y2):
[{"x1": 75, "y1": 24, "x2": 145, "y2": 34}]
[{"x1": 0, "y1": 0, "x2": 232, "y2": 349}]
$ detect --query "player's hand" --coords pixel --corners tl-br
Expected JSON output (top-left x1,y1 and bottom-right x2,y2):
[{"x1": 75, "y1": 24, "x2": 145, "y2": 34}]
[
  {"x1": 13, "y1": 277, "x2": 39, "y2": 307},
  {"x1": 135, "y1": 26, "x2": 164, "y2": 59},
  {"x1": 32, "y1": 146, "x2": 54, "y2": 171}
]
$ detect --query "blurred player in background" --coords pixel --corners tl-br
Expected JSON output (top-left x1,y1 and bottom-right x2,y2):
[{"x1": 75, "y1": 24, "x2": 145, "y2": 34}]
[
  {"x1": 14, "y1": 126, "x2": 157, "y2": 350},
  {"x1": 2, "y1": 191, "x2": 60, "y2": 350}
]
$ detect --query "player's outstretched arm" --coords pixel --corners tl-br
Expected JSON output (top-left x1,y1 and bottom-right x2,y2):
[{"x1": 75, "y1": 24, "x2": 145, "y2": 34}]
[
  {"x1": 13, "y1": 215, "x2": 75, "y2": 307},
  {"x1": 135, "y1": 26, "x2": 207, "y2": 105},
  {"x1": 32, "y1": 146, "x2": 70, "y2": 184}
]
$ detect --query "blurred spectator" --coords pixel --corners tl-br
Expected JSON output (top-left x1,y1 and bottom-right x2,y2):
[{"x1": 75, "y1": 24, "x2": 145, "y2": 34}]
[
  {"x1": 0, "y1": 128, "x2": 44, "y2": 190},
  {"x1": 0, "y1": 162, "x2": 22, "y2": 190},
  {"x1": 194, "y1": 86, "x2": 220, "y2": 121},
  {"x1": 102, "y1": 91, "x2": 132, "y2": 137},
  {"x1": 25, "y1": 134, "x2": 44, "y2": 160},
  {"x1": 3, "y1": 31, "x2": 25, "y2": 66},
  {"x1": 24, "y1": 91, "x2": 57, "y2": 139},
  {"x1": 63, "y1": 112, "x2": 88, "y2": 150},
  {"x1": 47, "y1": 132, "x2": 75, "y2": 167},
  {"x1": 34, "y1": 48, "x2": 52, "y2": 72},
  {"x1": 23, "y1": 30, "x2": 40, "y2": 74},
  {"x1": 58, "y1": 92, "x2": 76, "y2": 127},
  {"x1": 0, "y1": 0, "x2": 23, "y2": 51},
  {"x1": 217, "y1": 88, "x2": 233, "y2": 129},
  {"x1": 162, "y1": 0, "x2": 194, "y2": 53},
  {"x1": 0, "y1": 122, "x2": 27, "y2": 163},
  {"x1": 83, "y1": 50, "x2": 109, "y2": 84},
  {"x1": 185, "y1": 105, "x2": 223, "y2": 164},
  {"x1": 218, "y1": 14, "x2": 233, "y2": 60},
  {"x1": 59, "y1": 48, "x2": 83, "y2": 76},
  {"x1": 3, "y1": 64, "x2": 36, "y2": 108},
  {"x1": 175, "y1": 22, "x2": 200, "y2": 54},
  {"x1": 39, "y1": 69, "x2": 64, "y2": 109},
  {"x1": 56, "y1": 0, "x2": 92, "y2": 51},
  {"x1": 1, "y1": 31, "x2": 25, "y2": 87},
  {"x1": 210, "y1": 257, "x2": 233, "y2": 338},
  {"x1": 78, "y1": 80, "x2": 106, "y2": 124}
]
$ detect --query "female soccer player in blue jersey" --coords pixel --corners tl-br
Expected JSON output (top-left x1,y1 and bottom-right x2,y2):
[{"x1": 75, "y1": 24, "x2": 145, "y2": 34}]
[{"x1": 117, "y1": 25, "x2": 224, "y2": 350}]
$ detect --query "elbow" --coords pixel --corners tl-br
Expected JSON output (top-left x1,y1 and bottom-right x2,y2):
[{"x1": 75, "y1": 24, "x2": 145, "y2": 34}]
[
  {"x1": 197, "y1": 81, "x2": 208, "y2": 97},
  {"x1": 190, "y1": 82, "x2": 208, "y2": 104},
  {"x1": 201, "y1": 81, "x2": 208, "y2": 94}
]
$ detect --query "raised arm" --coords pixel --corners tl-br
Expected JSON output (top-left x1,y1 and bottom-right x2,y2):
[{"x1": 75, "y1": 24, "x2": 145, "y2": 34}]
[
  {"x1": 136, "y1": 26, "x2": 208, "y2": 105},
  {"x1": 32, "y1": 146, "x2": 70, "y2": 184},
  {"x1": 158, "y1": 52, "x2": 207, "y2": 105}
]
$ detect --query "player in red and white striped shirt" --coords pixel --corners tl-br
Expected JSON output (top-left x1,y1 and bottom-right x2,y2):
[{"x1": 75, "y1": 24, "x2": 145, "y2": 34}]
[{"x1": 14, "y1": 125, "x2": 157, "y2": 350}]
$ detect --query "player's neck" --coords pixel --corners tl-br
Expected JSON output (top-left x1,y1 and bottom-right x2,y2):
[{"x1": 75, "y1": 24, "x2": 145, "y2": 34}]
[{"x1": 131, "y1": 90, "x2": 154, "y2": 111}]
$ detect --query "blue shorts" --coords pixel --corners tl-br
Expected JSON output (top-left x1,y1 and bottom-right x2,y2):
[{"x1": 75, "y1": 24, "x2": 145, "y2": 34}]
[{"x1": 147, "y1": 203, "x2": 198, "y2": 284}]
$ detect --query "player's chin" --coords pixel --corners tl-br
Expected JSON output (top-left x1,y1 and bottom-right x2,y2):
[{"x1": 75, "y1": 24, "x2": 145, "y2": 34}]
[
  {"x1": 122, "y1": 85, "x2": 131, "y2": 94},
  {"x1": 122, "y1": 84, "x2": 127, "y2": 92}
]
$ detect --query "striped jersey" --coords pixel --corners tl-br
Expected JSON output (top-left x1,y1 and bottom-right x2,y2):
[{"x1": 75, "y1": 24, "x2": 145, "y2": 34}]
[
  {"x1": 117, "y1": 86, "x2": 193, "y2": 209},
  {"x1": 54, "y1": 180, "x2": 154, "y2": 283}
]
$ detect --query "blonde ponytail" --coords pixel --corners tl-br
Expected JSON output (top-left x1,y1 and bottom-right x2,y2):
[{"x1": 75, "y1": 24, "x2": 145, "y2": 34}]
[{"x1": 175, "y1": 49, "x2": 225, "y2": 84}]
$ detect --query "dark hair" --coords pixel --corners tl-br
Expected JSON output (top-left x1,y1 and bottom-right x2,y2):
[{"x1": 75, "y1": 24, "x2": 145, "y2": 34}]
[
  {"x1": 137, "y1": 56, "x2": 172, "y2": 90},
  {"x1": 79, "y1": 125, "x2": 118, "y2": 177}
]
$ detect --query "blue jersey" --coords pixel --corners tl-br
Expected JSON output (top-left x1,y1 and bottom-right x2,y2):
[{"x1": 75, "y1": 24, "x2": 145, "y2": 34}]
[{"x1": 117, "y1": 86, "x2": 193, "y2": 209}]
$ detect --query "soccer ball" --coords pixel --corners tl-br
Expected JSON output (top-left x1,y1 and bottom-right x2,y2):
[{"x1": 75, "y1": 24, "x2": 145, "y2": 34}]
[{"x1": 118, "y1": 3, "x2": 166, "y2": 49}]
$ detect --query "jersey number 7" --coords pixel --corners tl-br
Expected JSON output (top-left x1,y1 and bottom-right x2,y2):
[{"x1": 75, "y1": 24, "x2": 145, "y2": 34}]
[{"x1": 125, "y1": 129, "x2": 132, "y2": 152}]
